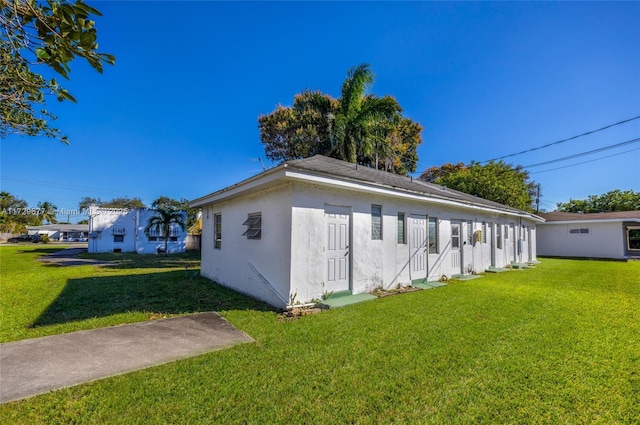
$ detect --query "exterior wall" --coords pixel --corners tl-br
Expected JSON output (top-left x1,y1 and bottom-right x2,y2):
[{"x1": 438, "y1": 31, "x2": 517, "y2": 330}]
[
  {"x1": 197, "y1": 179, "x2": 540, "y2": 308},
  {"x1": 537, "y1": 221, "x2": 625, "y2": 259},
  {"x1": 199, "y1": 183, "x2": 293, "y2": 308},
  {"x1": 88, "y1": 208, "x2": 186, "y2": 254},
  {"x1": 288, "y1": 182, "x2": 538, "y2": 303}
]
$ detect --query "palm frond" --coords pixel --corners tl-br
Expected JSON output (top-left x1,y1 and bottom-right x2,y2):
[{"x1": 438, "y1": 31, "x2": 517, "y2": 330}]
[{"x1": 340, "y1": 63, "x2": 374, "y2": 118}]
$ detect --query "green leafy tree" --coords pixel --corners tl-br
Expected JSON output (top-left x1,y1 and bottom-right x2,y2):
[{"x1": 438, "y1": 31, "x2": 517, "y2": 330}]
[
  {"x1": 151, "y1": 196, "x2": 198, "y2": 229},
  {"x1": 556, "y1": 189, "x2": 640, "y2": 213},
  {"x1": 0, "y1": 191, "x2": 41, "y2": 232},
  {"x1": 1, "y1": 0, "x2": 115, "y2": 143},
  {"x1": 78, "y1": 196, "x2": 100, "y2": 210},
  {"x1": 101, "y1": 197, "x2": 145, "y2": 209},
  {"x1": 144, "y1": 208, "x2": 186, "y2": 255},
  {"x1": 80, "y1": 196, "x2": 146, "y2": 210},
  {"x1": 419, "y1": 162, "x2": 467, "y2": 183},
  {"x1": 258, "y1": 64, "x2": 423, "y2": 174},
  {"x1": 421, "y1": 161, "x2": 538, "y2": 212},
  {"x1": 37, "y1": 200, "x2": 57, "y2": 224}
]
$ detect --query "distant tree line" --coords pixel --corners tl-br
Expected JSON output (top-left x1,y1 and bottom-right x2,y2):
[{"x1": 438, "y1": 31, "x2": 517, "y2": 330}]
[{"x1": 556, "y1": 189, "x2": 640, "y2": 213}]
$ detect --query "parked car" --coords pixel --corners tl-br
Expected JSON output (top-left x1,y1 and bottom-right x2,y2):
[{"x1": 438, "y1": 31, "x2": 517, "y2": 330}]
[{"x1": 7, "y1": 234, "x2": 41, "y2": 243}]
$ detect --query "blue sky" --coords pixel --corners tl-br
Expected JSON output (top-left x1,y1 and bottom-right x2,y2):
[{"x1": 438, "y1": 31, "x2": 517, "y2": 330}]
[{"x1": 2, "y1": 1, "x2": 639, "y2": 222}]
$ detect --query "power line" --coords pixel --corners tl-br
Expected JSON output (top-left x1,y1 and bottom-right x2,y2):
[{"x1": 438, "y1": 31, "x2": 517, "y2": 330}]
[
  {"x1": 530, "y1": 146, "x2": 640, "y2": 175},
  {"x1": 523, "y1": 137, "x2": 640, "y2": 168},
  {"x1": 480, "y1": 115, "x2": 640, "y2": 163},
  {"x1": 0, "y1": 177, "x2": 117, "y2": 196}
]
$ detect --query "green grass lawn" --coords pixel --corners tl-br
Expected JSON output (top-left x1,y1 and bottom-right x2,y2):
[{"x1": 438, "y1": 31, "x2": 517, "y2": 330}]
[
  {"x1": 1, "y1": 245, "x2": 638, "y2": 424},
  {"x1": 0, "y1": 246, "x2": 270, "y2": 342}
]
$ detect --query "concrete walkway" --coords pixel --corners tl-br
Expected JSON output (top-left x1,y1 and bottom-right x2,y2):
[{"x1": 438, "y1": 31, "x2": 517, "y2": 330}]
[
  {"x1": 0, "y1": 313, "x2": 253, "y2": 404},
  {"x1": 37, "y1": 246, "x2": 113, "y2": 267}
]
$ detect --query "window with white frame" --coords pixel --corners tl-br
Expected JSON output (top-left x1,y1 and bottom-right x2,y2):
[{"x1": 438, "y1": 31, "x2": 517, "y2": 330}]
[
  {"x1": 214, "y1": 213, "x2": 222, "y2": 249},
  {"x1": 451, "y1": 223, "x2": 460, "y2": 249},
  {"x1": 569, "y1": 228, "x2": 589, "y2": 235},
  {"x1": 243, "y1": 212, "x2": 261, "y2": 240},
  {"x1": 496, "y1": 224, "x2": 502, "y2": 249},
  {"x1": 467, "y1": 221, "x2": 473, "y2": 244},
  {"x1": 148, "y1": 224, "x2": 181, "y2": 242},
  {"x1": 113, "y1": 234, "x2": 124, "y2": 243},
  {"x1": 371, "y1": 205, "x2": 382, "y2": 240},
  {"x1": 482, "y1": 222, "x2": 487, "y2": 243},
  {"x1": 627, "y1": 227, "x2": 640, "y2": 250},
  {"x1": 428, "y1": 217, "x2": 438, "y2": 254},
  {"x1": 397, "y1": 212, "x2": 406, "y2": 244}
]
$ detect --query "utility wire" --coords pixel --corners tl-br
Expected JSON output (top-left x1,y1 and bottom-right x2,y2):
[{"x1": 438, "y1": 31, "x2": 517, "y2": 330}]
[
  {"x1": 530, "y1": 146, "x2": 640, "y2": 175},
  {"x1": 0, "y1": 177, "x2": 119, "y2": 196},
  {"x1": 480, "y1": 115, "x2": 640, "y2": 163},
  {"x1": 522, "y1": 137, "x2": 640, "y2": 168}
]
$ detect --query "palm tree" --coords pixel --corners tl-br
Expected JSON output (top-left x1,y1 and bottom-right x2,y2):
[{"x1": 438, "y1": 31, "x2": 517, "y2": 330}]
[
  {"x1": 37, "y1": 201, "x2": 57, "y2": 224},
  {"x1": 329, "y1": 64, "x2": 401, "y2": 164},
  {"x1": 144, "y1": 208, "x2": 186, "y2": 255}
]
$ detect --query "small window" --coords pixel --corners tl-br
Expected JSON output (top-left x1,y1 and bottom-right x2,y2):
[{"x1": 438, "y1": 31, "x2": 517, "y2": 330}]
[
  {"x1": 214, "y1": 213, "x2": 222, "y2": 249},
  {"x1": 523, "y1": 226, "x2": 527, "y2": 241},
  {"x1": 397, "y1": 212, "x2": 406, "y2": 244},
  {"x1": 627, "y1": 228, "x2": 640, "y2": 250},
  {"x1": 428, "y1": 217, "x2": 438, "y2": 254},
  {"x1": 112, "y1": 226, "x2": 126, "y2": 235},
  {"x1": 482, "y1": 222, "x2": 487, "y2": 243},
  {"x1": 505, "y1": 225, "x2": 509, "y2": 239},
  {"x1": 371, "y1": 205, "x2": 382, "y2": 240},
  {"x1": 451, "y1": 223, "x2": 460, "y2": 249},
  {"x1": 113, "y1": 234, "x2": 124, "y2": 243},
  {"x1": 496, "y1": 224, "x2": 502, "y2": 249},
  {"x1": 243, "y1": 213, "x2": 261, "y2": 240},
  {"x1": 467, "y1": 221, "x2": 473, "y2": 244},
  {"x1": 569, "y1": 228, "x2": 589, "y2": 235}
]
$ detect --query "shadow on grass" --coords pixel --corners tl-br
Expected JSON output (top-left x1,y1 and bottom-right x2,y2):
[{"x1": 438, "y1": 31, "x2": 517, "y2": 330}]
[
  {"x1": 77, "y1": 251, "x2": 202, "y2": 269},
  {"x1": 16, "y1": 247, "x2": 68, "y2": 255},
  {"x1": 31, "y1": 270, "x2": 275, "y2": 328}
]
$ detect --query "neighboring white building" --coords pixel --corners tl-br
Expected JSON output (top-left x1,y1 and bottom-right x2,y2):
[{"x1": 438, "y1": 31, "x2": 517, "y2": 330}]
[
  {"x1": 191, "y1": 155, "x2": 543, "y2": 309},
  {"x1": 88, "y1": 206, "x2": 187, "y2": 254},
  {"x1": 537, "y1": 211, "x2": 640, "y2": 260},
  {"x1": 27, "y1": 224, "x2": 89, "y2": 242}
]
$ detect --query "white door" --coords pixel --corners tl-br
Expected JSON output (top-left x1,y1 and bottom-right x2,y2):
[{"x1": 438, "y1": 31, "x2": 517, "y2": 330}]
[
  {"x1": 462, "y1": 221, "x2": 473, "y2": 274},
  {"x1": 410, "y1": 216, "x2": 427, "y2": 280},
  {"x1": 451, "y1": 221, "x2": 463, "y2": 274},
  {"x1": 508, "y1": 224, "x2": 516, "y2": 263},
  {"x1": 325, "y1": 206, "x2": 350, "y2": 293},
  {"x1": 489, "y1": 222, "x2": 496, "y2": 267}
]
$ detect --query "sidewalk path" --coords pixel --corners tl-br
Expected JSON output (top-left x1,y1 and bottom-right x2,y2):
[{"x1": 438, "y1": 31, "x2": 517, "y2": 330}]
[
  {"x1": 0, "y1": 313, "x2": 253, "y2": 403},
  {"x1": 37, "y1": 246, "x2": 113, "y2": 267}
]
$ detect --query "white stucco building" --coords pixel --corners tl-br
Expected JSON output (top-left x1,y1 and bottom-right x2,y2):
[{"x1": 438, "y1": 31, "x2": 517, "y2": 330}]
[
  {"x1": 537, "y1": 211, "x2": 640, "y2": 260},
  {"x1": 191, "y1": 155, "x2": 543, "y2": 309},
  {"x1": 27, "y1": 224, "x2": 89, "y2": 242},
  {"x1": 88, "y1": 206, "x2": 187, "y2": 254}
]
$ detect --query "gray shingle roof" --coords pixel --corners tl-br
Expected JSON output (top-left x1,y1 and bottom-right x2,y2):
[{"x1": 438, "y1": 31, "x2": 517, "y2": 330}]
[
  {"x1": 539, "y1": 211, "x2": 640, "y2": 222},
  {"x1": 285, "y1": 155, "x2": 537, "y2": 217}
]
